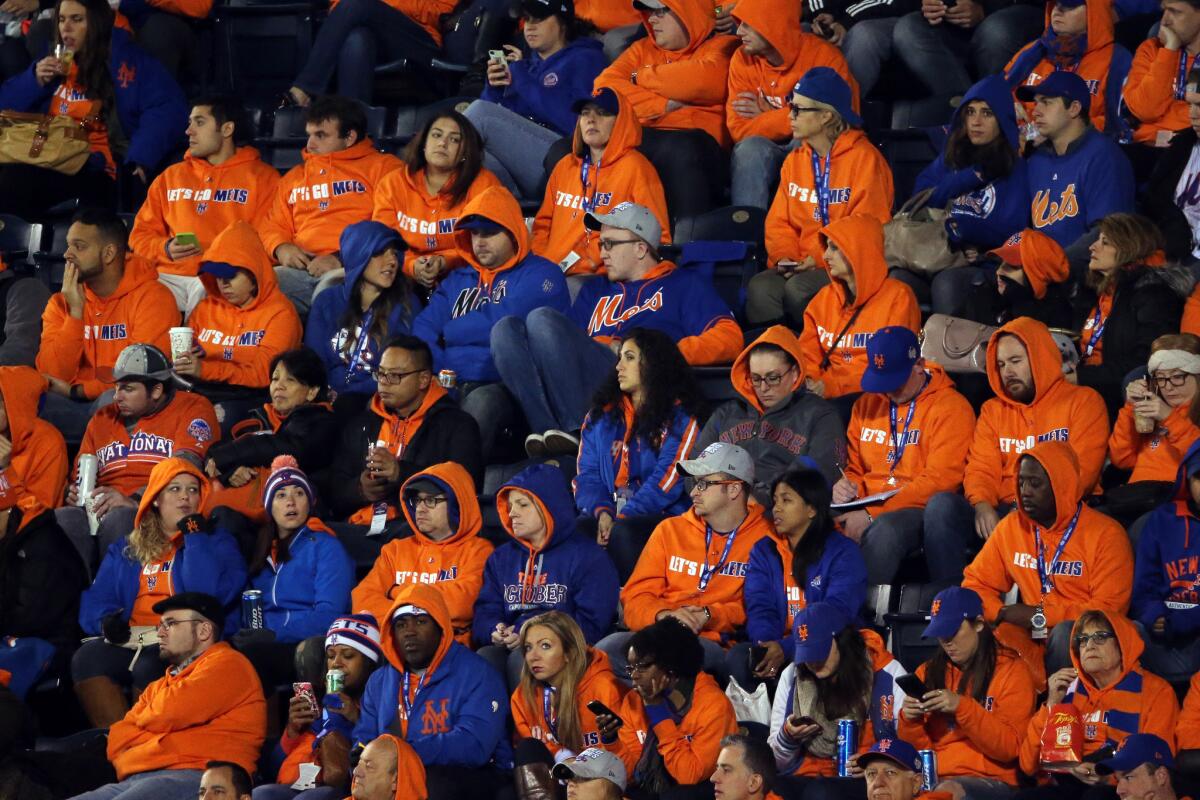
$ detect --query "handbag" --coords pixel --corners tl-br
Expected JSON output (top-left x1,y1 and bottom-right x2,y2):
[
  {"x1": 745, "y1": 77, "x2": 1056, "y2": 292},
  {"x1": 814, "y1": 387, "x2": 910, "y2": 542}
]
[
  {"x1": 920, "y1": 314, "x2": 996, "y2": 374},
  {"x1": 884, "y1": 188, "x2": 969, "y2": 275},
  {"x1": 0, "y1": 111, "x2": 92, "y2": 175},
  {"x1": 725, "y1": 677, "x2": 771, "y2": 725}
]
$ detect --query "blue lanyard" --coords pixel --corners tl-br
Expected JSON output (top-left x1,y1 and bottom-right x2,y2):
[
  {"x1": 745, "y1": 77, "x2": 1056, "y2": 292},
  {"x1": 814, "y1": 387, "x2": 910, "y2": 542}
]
[
  {"x1": 698, "y1": 522, "x2": 740, "y2": 591},
  {"x1": 579, "y1": 155, "x2": 600, "y2": 213},
  {"x1": 811, "y1": 149, "x2": 832, "y2": 226},
  {"x1": 1178, "y1": 52, "x2": 1196, "y2": 100},
  {"x1": 542, "y1": 687, "x2": 557, "y2": 740},
  {"x1": 1083, "y1": 305, "x2": 1107, "y2": 358},
  {"x1": 887, "y1": 373, "x2": 928, "y2": 472},
  {"x1": 1034, "y1": 503, "x2": 1082, "y2": 596},
  {"x1": 344, "y1": 309, "x2": 375, "y2": 385},
  {"x1": 400, "y1": 669, "x2": 425, "y2": 721}
]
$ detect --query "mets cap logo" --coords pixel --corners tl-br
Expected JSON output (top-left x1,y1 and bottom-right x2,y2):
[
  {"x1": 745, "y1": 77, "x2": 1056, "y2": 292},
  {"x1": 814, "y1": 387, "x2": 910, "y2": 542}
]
[
  {"x1": 1005, "y1": 232, "x2": 1023, "y2": 247},
  {"x1": 798, "y1": 623, "x2": 809, "y2": 642},
  {"x1": 931, "y1": 599, "x2": 941, "y2": 616},
  {"x1": 873, "y1": 353, "x2": 886, "y2": 369}
]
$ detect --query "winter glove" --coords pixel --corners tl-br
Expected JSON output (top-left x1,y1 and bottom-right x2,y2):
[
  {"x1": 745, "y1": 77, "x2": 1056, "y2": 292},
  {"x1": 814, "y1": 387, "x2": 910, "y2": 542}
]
[
  {"x1": 102, "y1": 610, "x2": 130, "y2": 645},
  {"x1": 232, "y1": 627, "x2": 276, "y2": 650}
]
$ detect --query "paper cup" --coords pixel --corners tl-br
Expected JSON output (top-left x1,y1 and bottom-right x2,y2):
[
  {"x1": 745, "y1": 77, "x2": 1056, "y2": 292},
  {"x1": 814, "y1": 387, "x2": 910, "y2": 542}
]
[{"x1": 169, "y1": 327, "x2": 193, "y2": 361}]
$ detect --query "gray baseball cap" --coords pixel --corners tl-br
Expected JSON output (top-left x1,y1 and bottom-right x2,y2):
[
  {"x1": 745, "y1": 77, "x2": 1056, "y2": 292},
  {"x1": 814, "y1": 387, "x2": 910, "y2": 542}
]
[
  {"x1": 551, "y1": 748, "x2": 627, "y2": 791},
  {"x1": 632, "y1": 0, "x2": 666, "y2": 9},
  {"x1": 675, "y1": 442, "x2": 755, "y2": 484},
  {"x1": 584, "y1": 201, "x2": 663, "y2": 247},
  {"x1": 113, "y1": 343, "x2": 172, "y2": 382}
]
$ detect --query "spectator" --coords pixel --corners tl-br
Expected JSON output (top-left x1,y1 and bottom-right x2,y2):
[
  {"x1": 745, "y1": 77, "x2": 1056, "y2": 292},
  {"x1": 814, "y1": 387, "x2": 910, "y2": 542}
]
[
  {"x1": 594, "y1": 0, "x2": 740, "y2": 218},
  {"x1": 856, "y1": 739, "x2": 938, "y2": 800},
  {"x1": 1124, "y1": 0, "x2": 1200, "y2": 147},
  {"x1": 1017, "y1": 611, "x2": 1178, "y2": 800},
  {"x1": 1142, "y1": 66, "x2": 1200, "y2": 262},
  {"x1": 175, "y1": 221, "x2": 304, "y2": 432},
  {"x1": 37, "y1": 208, "x2": 178, "y2": 444},
  {"x1": 832, "y1": 326, "x2": 976, "y2": 586},
  {"x1": 261, "y1": 97, "x2": 402, "y2": 314},
  {"x1": 465, "y1": 0, "x2": 607, "y2": 201},
  {"x1": 0, "y1": 0, "x2": 188, "y2": 218},
  {"x1": 305, "y1": 221, "x2": 415, "y2": 417},
  {"x1": 131, "y1": 96, "x2": 282, "y2": 313},
  {"x1": 72, "y1": 592, "x2": 266, "y2": 800},
  {"x1": 118, "y1": 0, "x2": 212, "y2": 79},
  {"x1": 1181, "y1": 672, "x2": 1200, "y2": 750},
  {"x1": 71, "y1": 458, "x2": 246, "y2": 728},
  {"x1": 924, "y1": 318, "x2": 1110, "y2": 580},
  {"x1": 550, "y1": 749, "x2": 627, "y2": 800},
  {"x1": 748, "y1": 68, "x2": 893, "y2": 330},
  {"x1": 58, "y1": 343, "x2": 219, "y2": 567},
  {"x1": 372, "y1": 111, "x2": 501, "y2": 292},
  {"x1": 347, "y1": 735, "x2": 428, "y2": 800},
  {"x1": 801, "y1": 0, "x2": 919, "y2": 100},
  {"x1": 1095, "y1": 735, "x2": 1183, "y2": 800},
  {"x1": 532, "y1": 89, "x2": 671, "y2": 275},
  {"x1": 474, "y1": 463, "x2": 619, "y2": 688},
  {"x1": 698, "y1": 327, "x2": 846, "y2": 502},
  {"x1": 898, "y1": 586, "x2": 1037, "y2": 799},
  {"x1": 711, "y1": 735, "x2": 781, "y2": 800},
  {"x1": 732, "y1": 467, "x2": 867, "y2": 691},
  {"x1": 350, "y1": 463, "x2": 492, "y2": 645},
  {"x1": 202, "y1": 761, "x2": 254, "y2": 800},
  {"x1": 727, "y1": 0, "x2": 859, "y2": 210},
  {"x1": 959, "y1": 229, "x2": 1074, "y2": 329},
  {"x1": 962, "y1": 441, "x2": 1133, "y2": 673},
  {"x1": 0, "y1": 258, "x2": 50, "y2": 368},
  {"x1": 797, "y1": 216, "x2": 921, "y2": 402},
  {"x1": 0, "y1": 366, "x2": 68, "y2": 514}
]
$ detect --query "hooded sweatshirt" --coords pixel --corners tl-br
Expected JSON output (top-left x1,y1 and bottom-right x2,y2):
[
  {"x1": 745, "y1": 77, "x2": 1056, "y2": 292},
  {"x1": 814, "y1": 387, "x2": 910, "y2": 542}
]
[
  {"x1": 352, "y1": 463, "x2": 493, "y2": 645},
  {"x1": 1027, "y1": 128, "x2": 1135, "y2": 249},
  {"x1": 595, "y1": 0, "x2": 740, "y2": 148},
  {"x1": 412, "y1": 186, "x2": 570, "y2": 383},
  {"x1": 533, "y1": 91, "x2": 671, "y2": 274},
  {"x1": 964, "y1": 317, "x2": 1110, "y2": 507},
  {"x1": 260, "y1": 139, "x2": 402, "y2": 259},
  {"x1": 798, "y1": 216, "x2": 921, "y2": 399},
  {"x1": 187, "y1": 221, "x2": 303, "y2": 388},
  {"x1": 481, "y1": 37, "x2": 608, "y2": 137},
  {"x1": 510, "y1": 647, "x2": 627, "y2": 757},
  {"x1": 1180, "y1": 671, "x2": 1200, "y2": 749},
  {"x1": 1018, "y1": 612, "x2": 1178, "y2": 775},
  {"x1": 912, "y1": 76, "x2": 1031, "y2": 251},
  {"x1": 472, "y1": 464, "x2": 620, "y2": 645},
  {"x1": 130, "y1": 147, "x2": 282, "y2": 278},
  {"x1": 249, "y1": 517, "x2": 354, "y2": 643},
  {"x1": 354, "y1": 584, "x2": 509, "y2": 768},
  {"x1": 328, "y1": 0, "x2": 454, "y2": 45},
  {"x1": 576, "y1": 0, "x2": 641, "y2": 31},
  {"x1": 962, "y1": 441, "x2": 1133, "y2": 629},
  {"x1": 725, "y1": 0, "x2": 859, "y2": 144},
  {"x1": 1121, "y1": 37, "x2": 1193, "y2": 145},
  {"x1": 765, "y1": 130, "x2": 893, "y2": 267},
  {"x1": 0, "y1": 368, "x2": 67, "y2": 512},
  {"x1": 1109, "y1": 394, "x2": 1200, "y2": 485},
  {"x1": 698, "y1": 326, "x2": 847, "y2": 501},
  {"x1": 37, "y1": 253, "x2": 179, "y2": 400}
]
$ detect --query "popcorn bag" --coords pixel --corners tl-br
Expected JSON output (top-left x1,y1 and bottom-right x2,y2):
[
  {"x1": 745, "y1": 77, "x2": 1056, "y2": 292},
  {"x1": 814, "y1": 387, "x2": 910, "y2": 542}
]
[{"x1": 1040, "y1": 704, "x2": 1084, "y2": 772}]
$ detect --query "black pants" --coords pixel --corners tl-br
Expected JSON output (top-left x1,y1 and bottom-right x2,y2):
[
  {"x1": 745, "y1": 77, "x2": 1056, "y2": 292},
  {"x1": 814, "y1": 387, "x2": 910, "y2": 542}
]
[
  {"x1": 0, "y1": 164, "x2": 116, "y2": 220},
  {"x1": 576, "y1": 514, "x2": 663, "y2": 585},
  {"x1": 132, "y1": 11, "x2": 198, "y2": 79},
  {"x1": 425, "y1": 764, "x2": 508, "y2": 800}
]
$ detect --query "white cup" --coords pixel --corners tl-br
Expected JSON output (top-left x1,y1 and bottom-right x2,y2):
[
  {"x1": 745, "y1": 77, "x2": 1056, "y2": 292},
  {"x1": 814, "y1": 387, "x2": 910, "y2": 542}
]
[{"x1": 169, "y1": 327, "x2": 194, "y2": 361}]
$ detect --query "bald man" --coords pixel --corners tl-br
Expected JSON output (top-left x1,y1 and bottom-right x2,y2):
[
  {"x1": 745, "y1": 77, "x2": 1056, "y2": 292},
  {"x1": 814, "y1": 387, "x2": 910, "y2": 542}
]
[{"x1": 350, "y1": 735, "x2": 427, "y2": 800}]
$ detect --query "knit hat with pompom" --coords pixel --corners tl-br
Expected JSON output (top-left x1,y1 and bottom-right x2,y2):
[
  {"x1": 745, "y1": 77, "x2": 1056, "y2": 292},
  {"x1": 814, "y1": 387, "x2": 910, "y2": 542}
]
[{"x1": 262, "y1": 455, "x2": 314, "y2": 511}]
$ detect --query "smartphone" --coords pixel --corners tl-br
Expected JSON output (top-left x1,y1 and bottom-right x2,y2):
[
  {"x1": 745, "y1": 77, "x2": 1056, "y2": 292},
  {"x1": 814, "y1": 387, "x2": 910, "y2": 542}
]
[
  {"x1": 749, "y1": 644, "x2": 769, "y2": 672},
  {"x1": 488, "y1": 49, "x2": 506, "y2": 64},
  {"x1": 587, "y1": 699, "x2": 623, "y2": 728},
  {"x1": 174, "y1": 232, "x2": 198, "y2": 247},
  {"x1": 789, "y1": 715, "x2": 819, "y2": 727},
  {"x1": 896, "y1": 673, "x2": 930, "y2": 699}
]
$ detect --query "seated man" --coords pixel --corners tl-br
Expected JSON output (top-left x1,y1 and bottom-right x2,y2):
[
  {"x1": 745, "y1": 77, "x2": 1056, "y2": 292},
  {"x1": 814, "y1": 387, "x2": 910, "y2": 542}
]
[
  {"x1": 551, "y1": 749, "x2": 627, "y2": 800},
  {"x1": 1142, "y1": 66, "x2": 1200, "y2": 263},
  {"x1": 710, "y1": 734, "x2": 781, "y2": 800},
  {"x1": 1096, "y1": 735, "x2": 1184, "y2": 800},
  {"x1": 199, "y1": 761, "x2": 252, "y2": 800},
  {"x1": 1124, "y1": 0, "x2": 1200, "y2": 148},
  {"x1": 349, "y1": 735, "x2": 428, "y2": 800},
  {"x1": 858, "y1": 738, "x2": 935, "y2": 800}
]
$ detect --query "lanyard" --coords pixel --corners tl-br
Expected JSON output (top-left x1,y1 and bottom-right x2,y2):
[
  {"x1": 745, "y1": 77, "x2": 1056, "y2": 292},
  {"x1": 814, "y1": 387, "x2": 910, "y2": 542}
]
[
  {"x1": 344, "y1": 309, "x2": 375, "y2": 385},
  {"x1": 1179, "y1": 52, "x2": 1196, "y2": 100},
  {"x1": 579, "y1": 154, "x2": 601, "y2": 214},
  {"x1": 400, "y1": 669, "x2": 426, "y2": 734},
  {"x1": 1083, "y1": 305, "x2": 1107, "y2": 358},
  {"x1": 811, "y1": 149, "x2": 832, "y2": 226},
  {"x1": 887, "y1": 373, "x2": 928, "y2": 473},
  {"x1": 543, "y1": 687, "x2": 558, "y2": 740},
  {"x1": 698, "y1": 522, "x2": 740, "y2": 591},
  {"x1": 1033, "y1": 503, "x2": 1082, "y2": 596}
]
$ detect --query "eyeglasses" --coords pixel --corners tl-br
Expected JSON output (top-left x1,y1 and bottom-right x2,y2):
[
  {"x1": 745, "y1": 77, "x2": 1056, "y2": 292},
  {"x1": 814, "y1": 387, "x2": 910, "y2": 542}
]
[
  {"x1": 646, "y1": 6, "x2": 669, "y2": 16},
  {"x1": 624, "y1": 660, "x2": 656, "y2": 677},
  {"x1": 686, "y1": 477, "x2": 740, "y2": 493},
  {"x1": 1073, "y1": 630, "x2": 1116, "y2": 649},
  {"x1": 410, "y1": 495, "x2": 448, "y2": 509},
  {"x1": 158, "y1": 617, "x2": 204, "y2": 632},
  {"x1": 1151, "y1": 372, "x2": 1193, "y2": 389},
  {"x1": 598, "y1": 238, "x2": 641, "y2": 252},
  {"x1": 788, "y1": 103, "x2": 824, "y2": 116},
  {"x1": 374, "y1": 367, "x2": 424, "y2": 385},
  {"x1": 749, "y1": 368, "x2": 794, "y2": 388}
]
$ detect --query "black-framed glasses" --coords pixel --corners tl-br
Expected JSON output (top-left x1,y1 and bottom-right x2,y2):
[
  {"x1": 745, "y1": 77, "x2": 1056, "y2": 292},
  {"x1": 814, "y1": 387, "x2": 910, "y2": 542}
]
[
  {"x1": 373, "y1": 367, "x2": 424, "y2": 385},
  {"x1": 788, "y1": 103, "x2": 824, "y2": 116},
  {"x1": 157, "y1": 617, "x2": 203, "y2": 632},
  {"x1": 598, "y1": 238, "x2": 641, "y2": 252},
  {"x1": 410, "y1": 495, "x2": 448, "y2": 509},
  {"x1": 686, "y1": 477, "x2": 739, "y2": 493},
  {"x1": 749, "y1": 367, "x2": 795, "y2": 388},
  {"x1": 625, "y1": 660, "x2": 656, "y2": 677},
  {"x1": 1151, "y1": 372, "x2": 1193, "y2": 389},
  {"x1": 1073, "y1": 630, "x2": 1116, "y2": 649}
]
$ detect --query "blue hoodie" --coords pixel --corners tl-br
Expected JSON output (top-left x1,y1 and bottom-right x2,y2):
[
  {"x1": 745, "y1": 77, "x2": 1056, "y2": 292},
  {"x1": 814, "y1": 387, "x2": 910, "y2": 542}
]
[
  {"x1": 1132, "y1": 440, "x2": 1200, "y2": 637},
  {"x1": 305, "y1": 221, "x2": 415, "y2": 395},
  {"x1": 1026, "y1": 126, "x2": 1134, "y2": 248},
  {"x1": 248, "y1": 521, "x2": 355, "y2": 643},
  {"x1": 472, "y1": 464, "x2": 619, "y2": 645},
  {"x1": 912, "y1": 76, "x2": 1031, "y2": 251},
  {"x1": 480, "y1": 37, "x2": 607, "y2": 137}
]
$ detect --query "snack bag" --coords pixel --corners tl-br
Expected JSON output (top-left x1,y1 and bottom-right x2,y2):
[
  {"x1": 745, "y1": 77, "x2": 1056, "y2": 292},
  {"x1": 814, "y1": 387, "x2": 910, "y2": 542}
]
[{"x1": 1040, "y1": 704, "x2": 1083, "y2": 772}]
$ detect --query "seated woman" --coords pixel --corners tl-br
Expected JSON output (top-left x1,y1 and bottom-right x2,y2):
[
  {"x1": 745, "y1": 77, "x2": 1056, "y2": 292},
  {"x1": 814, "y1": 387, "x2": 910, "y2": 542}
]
[
  {"x1": 573, "y1": 328, "x2": 706, "y2": 583},
  {"x1": 959, "y1": 229, "x2": 1073, "y2": 331},
  {"x1": 730, "y1": 468, "x2": 867, "y2": 690},
  {"x1": 175, "y1": 221, "x2": 303, "y2": 434},
  {"x1": 0, "y1": 0, "x2": 186, "y2": 218},
  {"x1": 71, "y1": 456, "x2": 246, "y2": 729},
  {"x1": 372, "y1": 111, "x2": 501, "y2": 291},
  {"x1": 898, "y1": 587, "x2": 1036, "y2": 800},
  {"x1": 305, "y1": 221, "x2": 415, "y2": 418}
]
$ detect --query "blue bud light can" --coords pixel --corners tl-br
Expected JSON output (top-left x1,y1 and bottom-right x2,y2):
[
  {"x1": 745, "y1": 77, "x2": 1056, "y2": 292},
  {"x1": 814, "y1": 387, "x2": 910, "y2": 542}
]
[
  {"x1": 836, "y1": 719, "x2": 858, "y2": 777},
  {"x1": 241, "y1": 590, "x2": 264, "y2": 630},
  {"x1": 919, "y1": 750, "x2": 938, "y2": 791}
]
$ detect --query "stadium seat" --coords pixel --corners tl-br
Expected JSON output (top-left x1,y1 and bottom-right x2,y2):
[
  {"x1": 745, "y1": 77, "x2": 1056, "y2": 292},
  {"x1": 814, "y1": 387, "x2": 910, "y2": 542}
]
[
  {"x1": 0, "y1": 214, "x2": 43, "y2": 270},
  {"x1": 669, "y1": 236, "x2": 762, "y2": 325},
  {"x1": 212, "y1": 0, "x2": 322, "y2": 103},
  {"x1": 869, "y1": 129, "x2": 940, "y2": 212},
  {"x1": 33, "y1": 220, "x2": 69, "y2": 288},
  {"x1": 884, "y1": 582, "x2": 942, "y2": 671},
  {"x1": 673, "y1": 205, "x2": 766, "y2": 253}
]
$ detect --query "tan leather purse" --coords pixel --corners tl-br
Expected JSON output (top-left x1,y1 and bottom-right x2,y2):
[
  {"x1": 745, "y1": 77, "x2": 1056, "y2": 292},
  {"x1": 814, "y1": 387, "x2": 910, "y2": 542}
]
[
  {"x1": 920, "y1": 314, "x2": 996, "y2": 373},
  {"x1": 884, "y1": 188, "x2": 969, "y2": 275},
  {"x1": 0, "y1": 111, "x2": 92, "y2": 175}
]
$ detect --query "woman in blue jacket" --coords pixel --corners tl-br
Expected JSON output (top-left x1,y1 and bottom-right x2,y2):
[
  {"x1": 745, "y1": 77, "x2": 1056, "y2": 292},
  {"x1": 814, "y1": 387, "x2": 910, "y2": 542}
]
[
  {"x1": 0, "y1": 0, "x2": 187, "y2": 217},
  {"x1": 573, "y1": 327, "x2": 707, "y2": 584},
  {"x1": 462, "y1": 0, "x2": 606, "y2": 200},
  {"x1": 71, "y1": 457, "x2": 246, "y2": 729}
]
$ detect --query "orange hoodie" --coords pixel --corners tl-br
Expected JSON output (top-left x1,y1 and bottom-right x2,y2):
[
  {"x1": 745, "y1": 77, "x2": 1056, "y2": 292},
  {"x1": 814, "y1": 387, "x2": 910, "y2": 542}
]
[
  {"x1": 595, "y1": 0, "x2": 740, "y2": 148},
  {"x1": 1123, "y1": 38, "x2": 1193, "y2": 146},
  {"x1": 328, "y1": 0, "x2": 453, "y2": 44},
  {"x1": 1108, "y1": 402, "x2": 1200, "y2": 484},
  {"x1": 963, "y1": 317, "x2": 1110, "y2": 507},
  {"x1": 37, "y1": 253, "x2": 179, "y2": 400},
  {"x1": 260, "y1": 139, "x2": 402, "y2": 259},
  {"x1": 1178, "y1": 670, "x2": 1200, "y2": 749},
  {"x1": 511, "y1": 647, "x2": 627, "y2": 756},
  {"x1": 962, "y1": 441, "x2": 1133, "y2": 629},
  {"x1": 725, "y1": 0, "x2": 859, "y2": 144},
  {"x1": 1018, "y1": 613, "x2": 1178, "y2": 776},
  {"x1": 765, "y1": 130, "x2": 893, "y2": 267},
  {"x1": 533, "y1": 91, "x2": 671, "y2": 274},
  {"x1": 351, "y1": 463, "x2": 493, "y2": 645},
  {"x1": 186, "y1": 222, "x2": 302, "y2": 388},
  {"x1": 844, "y1": 364, "x2": 976, "y2": 514},
  {"x1": 621, "y1": 503, "x2": 773, "y2": 642},
  {"x1": 131, "y1": 147, "x2": 283, "y2": 278},
  {"x1": 576, "y1": 0, "x2": 642, "y2": 30},
  {"x1": 729, "y1": 324, "x2": 805, "y2": 415},
  {"x1": 798, "y1": 216, "x2": 920, "y2": 399},
  {"x1": 1183, "y1": 284, "x2": 1200, "y2": 337},
  {"x1": 0, "y1": 367, "x2": 67, "y2": 511}
]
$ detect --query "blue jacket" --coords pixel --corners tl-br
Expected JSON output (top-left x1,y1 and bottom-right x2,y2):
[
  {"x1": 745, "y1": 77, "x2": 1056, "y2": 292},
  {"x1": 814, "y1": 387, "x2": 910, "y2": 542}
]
[
  {"x1": 1132, "y1": 440, "x2": 1200, "y2": 637},
  {"x1": 574, "y1": 399, "x2": 699, "y2": 520},
  {"x1": 0, "y1": 29, "x2": 188, "y2": 171},
  {"x1": 305, "y1": 221, "x2": 415, "y2": 395},
  {"x1": 472, "y1": 464, "x2": 619, "y2": 645},
  {"x1": 79, "y1": 526, "x2": 246, "y2": 635},
  {"x1": 1026, "y1": 127, "x2": 1134, "y2": 248},
  {"x1": 248, "y1": 522, "x2": 354, "y2": 643},
  {"x1": 480, "y1": 38, "x2": 607, "y2": 137},
  {"x1": 913, "y1": 76, "x2": 1031, "y2": 251}
]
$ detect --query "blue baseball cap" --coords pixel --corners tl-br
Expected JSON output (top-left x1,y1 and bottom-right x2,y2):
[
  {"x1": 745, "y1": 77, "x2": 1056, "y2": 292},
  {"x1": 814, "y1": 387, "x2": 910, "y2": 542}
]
[
  {"x1": 1096, "y1": 735, "x2": 1175, "y2": 775},
  {"x1": 572, "y1": 87, "x2": 619, "y2": 115},
  {"x1": 922, "y1": 586, "x2": 984, "y2": 640},
  {"x1": 792, "y1": 67, "x2": 862, "y2": 127},
  {"x1": 861, "y1": 326, "x2": 920, "y2": 394},
  {"x1": 199, "y1": 261, "x2": 240, "y2": 280},
  {"x1": 455, "y1": 215, "x2": 506, "y2": 234},
  {"x1": 858, "y1": 738, "x2": 921, "y2": 772},
  {"x1": 1015, "y1": 71, "x2": 1091, "y2": 115},
  {"x1": 793, "y1": 602, "x2": 849, "y2": 665}
]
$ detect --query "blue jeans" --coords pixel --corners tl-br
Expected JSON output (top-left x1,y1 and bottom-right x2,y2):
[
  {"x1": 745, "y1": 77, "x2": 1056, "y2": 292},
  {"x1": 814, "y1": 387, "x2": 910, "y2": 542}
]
[
  {"x1": 70, "y1": 768, "x2": 205, "y2": 800},
  {"x1": 944, "y1": 777, "x2": 1017, "y2": 800},
  {"x1": 491, "y1": 306, "x2": 616, "y2": 434},
  {"x1": 463, "y1": 100, "x2": 563, "y2": 200},
  {"x1": 275, "y1": 266, "x2": 319, "y2": 317},
  {"x1": 1139, "y1": 628, "x2": 1200, "y2": 684},
  {"x1": 922, "y1": 492, "x2": 1012, "y2": 585},
  {"x1": 730, "y1": 136, "x2": 793, "y2": 210},
  {"x1": 860, "y1": 507, "x2": 926, "y2": 585},
  {"x1": 843, "y1": 18, "x2": 898, "y2": 97},
  {"x1": 931, "y1": 266, "x2": 986, "y2": 316},
  {"x1": 40, "y1": 390, "x2": 113, "y2": 447}
]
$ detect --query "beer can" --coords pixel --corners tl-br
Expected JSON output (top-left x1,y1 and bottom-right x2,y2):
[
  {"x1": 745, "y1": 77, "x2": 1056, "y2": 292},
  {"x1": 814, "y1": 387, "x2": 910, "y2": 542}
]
[
  {"x1": 293, "y1": 681, "x2": 318, "y2": 713},
  {"x1": 326, "y1": 668, "x2": 345, "y2": 695},
  {"x1": 836, "y1": 719, "x2": 858, "y2": 777},
  {"x1": 241, "y1": 589, "x2": 264, "y2": 630},
  {"x1": 437, "y1": 369, "x2": 456, "y2": 389},
  {"x1": 76, "y1": 454, "x2": 97, "y2": 507},
  {"x1": 919, "y1": 750, "x2": 938, "y2": 791}
]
